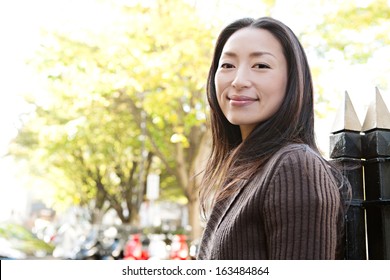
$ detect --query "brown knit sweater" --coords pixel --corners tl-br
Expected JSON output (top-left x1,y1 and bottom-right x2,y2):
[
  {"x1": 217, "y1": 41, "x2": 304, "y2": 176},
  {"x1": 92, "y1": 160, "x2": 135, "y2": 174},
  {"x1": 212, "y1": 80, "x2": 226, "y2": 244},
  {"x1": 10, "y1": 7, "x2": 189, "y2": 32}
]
[{"x1": 197, "y1": 144, "x2": 341, "y2": 260}]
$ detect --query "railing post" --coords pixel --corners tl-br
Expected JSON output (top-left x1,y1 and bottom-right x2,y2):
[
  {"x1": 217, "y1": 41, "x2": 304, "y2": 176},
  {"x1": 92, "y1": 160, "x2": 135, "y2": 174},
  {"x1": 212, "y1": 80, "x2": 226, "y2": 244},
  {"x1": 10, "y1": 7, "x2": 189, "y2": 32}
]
[
  {"x1": 329, "y1": 91, "x2": 366, "y2": 259},
  {"x1": 361, "y1": 88, "x2": 390, "y2": 260}
]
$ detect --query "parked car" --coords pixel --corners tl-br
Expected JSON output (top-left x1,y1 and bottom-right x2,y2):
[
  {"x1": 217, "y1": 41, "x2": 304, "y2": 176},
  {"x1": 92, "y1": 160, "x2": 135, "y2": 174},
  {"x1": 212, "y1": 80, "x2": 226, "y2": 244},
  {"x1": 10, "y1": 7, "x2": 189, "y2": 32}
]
[{"x1": 75, "y1": 226, "x2": 126, "y2": 260}]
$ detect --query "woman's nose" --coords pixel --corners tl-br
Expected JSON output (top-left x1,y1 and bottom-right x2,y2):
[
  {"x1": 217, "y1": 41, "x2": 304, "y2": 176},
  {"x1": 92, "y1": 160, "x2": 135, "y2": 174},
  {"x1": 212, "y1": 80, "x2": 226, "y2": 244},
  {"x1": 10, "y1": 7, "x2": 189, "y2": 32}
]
[{"x1": 231, "y1": 67, "x2": 251, "y2": 89}]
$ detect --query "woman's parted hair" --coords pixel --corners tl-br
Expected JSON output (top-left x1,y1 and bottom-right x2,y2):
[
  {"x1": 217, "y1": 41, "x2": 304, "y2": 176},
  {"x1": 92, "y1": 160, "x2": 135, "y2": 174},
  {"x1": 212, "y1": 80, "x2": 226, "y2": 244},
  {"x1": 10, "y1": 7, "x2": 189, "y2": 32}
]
[{"x1": 200, "y1": 17, "x2": 318, "y2": 213}]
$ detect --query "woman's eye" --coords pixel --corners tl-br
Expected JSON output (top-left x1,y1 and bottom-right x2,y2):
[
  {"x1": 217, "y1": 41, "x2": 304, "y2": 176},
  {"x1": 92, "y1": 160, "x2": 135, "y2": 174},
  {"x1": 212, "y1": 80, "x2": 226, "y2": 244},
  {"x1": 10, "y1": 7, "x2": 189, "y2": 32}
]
[
  {"x1": 253, "y1": 63, "x2": 270, "y2": 69},
  {"x1": 220, "y1": 63, "x2": 235, "y2": 69}
]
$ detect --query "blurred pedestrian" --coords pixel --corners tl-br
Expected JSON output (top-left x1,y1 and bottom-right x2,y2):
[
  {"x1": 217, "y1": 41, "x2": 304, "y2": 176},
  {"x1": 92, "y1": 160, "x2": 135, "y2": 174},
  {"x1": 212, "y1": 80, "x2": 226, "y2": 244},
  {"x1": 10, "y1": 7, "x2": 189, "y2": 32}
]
[{"x1": 197, "y1": 17, "x2": 350, "y2": 260}]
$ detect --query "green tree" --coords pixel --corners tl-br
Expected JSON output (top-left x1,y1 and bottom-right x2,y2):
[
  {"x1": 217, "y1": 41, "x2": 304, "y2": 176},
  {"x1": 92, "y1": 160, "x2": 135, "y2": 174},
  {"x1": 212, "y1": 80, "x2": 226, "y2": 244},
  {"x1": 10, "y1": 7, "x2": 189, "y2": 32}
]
[
  {"x1": 10, "y1": 0, "x2": 214, "y2": 238},
  {"x1": 11, "y1": 34, "x2": 152, "y2": 223},
  {"x1": 317, "y1": 0, "x2": 390, "y2": 63}
]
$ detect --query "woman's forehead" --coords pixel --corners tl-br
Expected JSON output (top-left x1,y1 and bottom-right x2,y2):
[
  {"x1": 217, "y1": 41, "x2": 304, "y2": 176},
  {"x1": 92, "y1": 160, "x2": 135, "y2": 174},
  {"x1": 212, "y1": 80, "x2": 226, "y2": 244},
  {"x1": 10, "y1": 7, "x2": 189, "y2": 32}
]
[{"x1": 221, "y1": 27, "x2": 283, "y2": 58}]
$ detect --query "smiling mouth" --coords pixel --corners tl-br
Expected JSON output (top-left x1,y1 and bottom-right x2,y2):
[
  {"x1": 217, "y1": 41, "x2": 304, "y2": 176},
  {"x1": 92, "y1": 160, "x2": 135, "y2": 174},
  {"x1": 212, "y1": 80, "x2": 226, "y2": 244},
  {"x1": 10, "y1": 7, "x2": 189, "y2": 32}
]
[{"x1": 228, "y1": 95, "x2": 259, "y2": 106}]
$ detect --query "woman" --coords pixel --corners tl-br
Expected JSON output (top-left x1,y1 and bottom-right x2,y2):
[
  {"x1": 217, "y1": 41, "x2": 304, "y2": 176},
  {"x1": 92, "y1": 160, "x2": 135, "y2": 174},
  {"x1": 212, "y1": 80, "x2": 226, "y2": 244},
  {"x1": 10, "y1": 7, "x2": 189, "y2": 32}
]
[{"x1": 197, "y1": 17, "x2": 350, "y2": 260}]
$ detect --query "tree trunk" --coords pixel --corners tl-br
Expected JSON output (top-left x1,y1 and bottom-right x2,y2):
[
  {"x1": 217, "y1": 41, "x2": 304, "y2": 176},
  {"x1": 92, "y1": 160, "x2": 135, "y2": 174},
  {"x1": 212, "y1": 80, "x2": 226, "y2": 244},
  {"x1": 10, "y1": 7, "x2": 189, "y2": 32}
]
[
  {"x1": 187, "y1": 130, "x2": 211, "y2": 240},
  {"x1": 188, "y1": 196, "x2": 202, "y2": 240},
  {"x1": 91, "y1": 208, "x2": 105, "y2": 224}
]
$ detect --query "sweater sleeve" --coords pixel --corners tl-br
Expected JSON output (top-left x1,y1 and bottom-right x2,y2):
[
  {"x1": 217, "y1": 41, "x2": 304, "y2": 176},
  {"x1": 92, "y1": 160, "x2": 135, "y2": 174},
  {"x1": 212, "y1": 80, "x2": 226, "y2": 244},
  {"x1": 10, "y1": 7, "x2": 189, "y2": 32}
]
[{"x1": 262, "y1": 148, "x2": 340, "y2": 259}]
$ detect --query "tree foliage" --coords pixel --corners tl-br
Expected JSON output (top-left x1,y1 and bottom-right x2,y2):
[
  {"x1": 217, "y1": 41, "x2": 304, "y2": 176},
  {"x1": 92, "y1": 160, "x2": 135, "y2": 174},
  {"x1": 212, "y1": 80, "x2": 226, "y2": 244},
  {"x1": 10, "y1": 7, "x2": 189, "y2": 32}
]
[
  {"x1": 314, "y1": 0, "x2": 390, "y2": 63},
  {"x1": 10, "y1": 0, "x2": 214, "y2": 232}
]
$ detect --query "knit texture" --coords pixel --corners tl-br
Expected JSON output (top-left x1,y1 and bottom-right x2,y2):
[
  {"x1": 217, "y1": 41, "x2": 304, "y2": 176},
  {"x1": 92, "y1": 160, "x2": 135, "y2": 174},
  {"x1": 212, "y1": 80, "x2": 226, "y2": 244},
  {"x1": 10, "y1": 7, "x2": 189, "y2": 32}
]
[{"x1": 197, "y1": 144, "x2": 341, "y2": 260}]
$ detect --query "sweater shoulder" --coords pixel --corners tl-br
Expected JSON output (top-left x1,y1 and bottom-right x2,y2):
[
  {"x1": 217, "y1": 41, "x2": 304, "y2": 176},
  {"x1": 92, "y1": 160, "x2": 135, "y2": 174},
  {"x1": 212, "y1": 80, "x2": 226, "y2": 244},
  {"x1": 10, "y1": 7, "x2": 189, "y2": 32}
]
[
  {"x1": 265, "y1": 143, "x2": 337, "y2": 187},
  {"x1": 276, "y1": 143, "x2": 321, "y2": 160},
  {"x1": 273, "y1": 143, "x2": 328, "y2": 169}
]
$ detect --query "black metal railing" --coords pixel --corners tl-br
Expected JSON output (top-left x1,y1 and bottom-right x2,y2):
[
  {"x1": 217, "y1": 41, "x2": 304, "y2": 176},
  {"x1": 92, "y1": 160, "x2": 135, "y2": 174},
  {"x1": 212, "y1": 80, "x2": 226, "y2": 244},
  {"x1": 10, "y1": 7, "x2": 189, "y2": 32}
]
[{"x1": 329, "y1": 88, "x2": 390, "y2": 260}]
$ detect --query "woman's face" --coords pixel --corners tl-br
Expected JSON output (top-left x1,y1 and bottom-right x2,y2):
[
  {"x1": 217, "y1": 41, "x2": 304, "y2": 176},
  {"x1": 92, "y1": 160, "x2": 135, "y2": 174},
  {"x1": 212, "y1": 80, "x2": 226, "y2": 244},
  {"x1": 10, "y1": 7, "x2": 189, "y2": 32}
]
[{"x1": 215, "y1": 27, "x2": 288, "y2": 139}]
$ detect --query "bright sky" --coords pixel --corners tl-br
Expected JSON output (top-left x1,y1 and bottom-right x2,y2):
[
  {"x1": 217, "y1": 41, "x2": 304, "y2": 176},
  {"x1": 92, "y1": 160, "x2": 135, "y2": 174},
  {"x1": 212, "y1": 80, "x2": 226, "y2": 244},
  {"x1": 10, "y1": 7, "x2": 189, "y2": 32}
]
[{"x1": 0, "y1": 0, "x2": 389, "y2": 222}]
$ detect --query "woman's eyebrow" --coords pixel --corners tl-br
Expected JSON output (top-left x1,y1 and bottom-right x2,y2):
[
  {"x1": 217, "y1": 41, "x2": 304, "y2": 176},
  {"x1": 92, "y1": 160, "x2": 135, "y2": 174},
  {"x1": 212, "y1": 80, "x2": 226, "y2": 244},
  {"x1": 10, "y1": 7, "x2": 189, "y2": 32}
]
[
  {"x1": 249, "y1": 51, "x2": 276, "y2": 58},
  {"x1": 221, "y1": 51, "x2": 276, "y2": 58}
]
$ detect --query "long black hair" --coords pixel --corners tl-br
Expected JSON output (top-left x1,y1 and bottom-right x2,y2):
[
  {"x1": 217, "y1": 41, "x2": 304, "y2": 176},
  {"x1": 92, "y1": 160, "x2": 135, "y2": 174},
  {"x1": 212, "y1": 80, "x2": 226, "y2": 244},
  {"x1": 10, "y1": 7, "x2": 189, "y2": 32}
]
[{"x1": 200, "y1": 17, "x2": 318, "y2": 206}]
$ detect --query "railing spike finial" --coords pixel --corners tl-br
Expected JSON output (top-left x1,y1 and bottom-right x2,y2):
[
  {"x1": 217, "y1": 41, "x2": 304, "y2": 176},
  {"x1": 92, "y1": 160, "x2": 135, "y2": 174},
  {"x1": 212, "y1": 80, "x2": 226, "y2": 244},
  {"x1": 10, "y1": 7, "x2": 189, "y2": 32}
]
[
  {"x1": 362, "y1": 87, "x2": 390, "y2": 132},
  {"x1": 331, "y1": 91, "x2": 361, "y2": 134}
]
